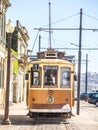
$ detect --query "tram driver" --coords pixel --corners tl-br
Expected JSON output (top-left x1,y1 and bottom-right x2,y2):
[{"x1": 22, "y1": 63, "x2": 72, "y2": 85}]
[{"x1": 45, "y1": 73, "x2": 55, "y2": 85}]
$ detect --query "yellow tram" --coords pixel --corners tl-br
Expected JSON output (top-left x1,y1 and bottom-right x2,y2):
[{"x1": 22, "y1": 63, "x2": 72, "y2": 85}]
[{"x1": 26, "y1": 48, "x2": 76, "y2": 120}]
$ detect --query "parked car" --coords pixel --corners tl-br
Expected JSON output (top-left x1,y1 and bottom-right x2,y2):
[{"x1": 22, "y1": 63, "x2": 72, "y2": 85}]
[
  {"x1": 75, "y1": 92, "x2": 88, "y2": 100},
  {"x1": 86, "y1": 92, "x2": 98, "y2": 107},
  {"x1": 80, "y1": 93, "x2": 87, "y2": 100}
]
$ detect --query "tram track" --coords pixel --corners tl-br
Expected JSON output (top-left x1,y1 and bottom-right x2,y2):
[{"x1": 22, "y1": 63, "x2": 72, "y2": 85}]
[
  {"x1": 65, "y1": 120, "x2": 82, "y2": 130},
  {"x1": 31, "y1": 118, "x2": 82, "y2": 130}
]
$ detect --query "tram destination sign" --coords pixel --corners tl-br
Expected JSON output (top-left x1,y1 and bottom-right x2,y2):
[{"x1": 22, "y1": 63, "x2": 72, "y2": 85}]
[{"x1": 44, "y1": 66, "x2": 58, "y2": 70}]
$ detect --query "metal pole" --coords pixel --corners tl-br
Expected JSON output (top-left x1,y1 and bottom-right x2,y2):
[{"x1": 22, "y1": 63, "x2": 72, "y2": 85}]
[
  {"x1": 39, "y1": 35, "x2": 41, "y2": 52},
  {"x1": 2, "y1": 33, "x2": 12, "y2": 124},
  {"x1": 77, "y1": 8, "x2": 82, "y2": 115},
  {"x1": 85, "y1": 54, "x2": 88, "y2": 101}
]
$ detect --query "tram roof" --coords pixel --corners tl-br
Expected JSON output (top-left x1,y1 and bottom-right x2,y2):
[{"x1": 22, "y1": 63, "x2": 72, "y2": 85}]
[
  {"x1": 28, "y1": 48, "x2": 75, "y2": 63},
  {"x1": 28, "y1": 58, "x2": 74, "y2": 66},
  {"x1": 28, "y1": 55, "x2": 75, "y2": 64}
]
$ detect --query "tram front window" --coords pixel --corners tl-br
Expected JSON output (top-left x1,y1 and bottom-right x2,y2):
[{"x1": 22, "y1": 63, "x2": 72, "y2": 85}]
[{"x1": 44, "y1": 66, "x2": 57, "y2": 86}]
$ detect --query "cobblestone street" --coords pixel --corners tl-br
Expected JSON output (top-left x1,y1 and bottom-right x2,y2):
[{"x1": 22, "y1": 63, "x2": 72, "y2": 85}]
[{"x1": 0, "y1": 101, "x2": 98, "y2": 130}]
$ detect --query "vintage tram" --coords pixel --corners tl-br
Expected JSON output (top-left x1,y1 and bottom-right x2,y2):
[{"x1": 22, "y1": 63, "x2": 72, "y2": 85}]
[{"x1": 26, "y1": 48, "x2": 76, "y2": 120}]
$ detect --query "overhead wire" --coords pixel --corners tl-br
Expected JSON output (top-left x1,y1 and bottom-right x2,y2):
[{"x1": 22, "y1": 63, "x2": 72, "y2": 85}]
[
  {"x1": 41, "y1": 13, "x2": 79, "y2": 28},
  {"x1": 41, "y1": 36, "x2": 75, "y2": 48},
  {"x1": 32, "y1": 10, "x2": 98, "y2": 52},
  {"x1": 83, "y1": 13, "x2": 98, "y2": 21},
  {"x1": 31, "y1": 13, "x2": 79, "y2": 50},
  {"x1": 30, "y1": 30, "x2": 40, "y2": 54}
]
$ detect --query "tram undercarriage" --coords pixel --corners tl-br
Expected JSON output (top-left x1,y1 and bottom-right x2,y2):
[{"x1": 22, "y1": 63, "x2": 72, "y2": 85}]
[
  {"x1": 29, "y1": 112, "x2": 72, "y2": 119},
  {"x1": 28, "y1": 108, "x2": 72, "y2": 119}
]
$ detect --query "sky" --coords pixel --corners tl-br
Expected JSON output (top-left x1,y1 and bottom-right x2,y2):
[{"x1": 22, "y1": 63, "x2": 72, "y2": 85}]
[{"x1": 6, "y1": 0, "x2": 98, "y2": 73}]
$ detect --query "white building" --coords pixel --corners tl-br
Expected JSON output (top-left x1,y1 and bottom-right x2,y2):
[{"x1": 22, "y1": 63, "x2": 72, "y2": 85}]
[{"x1": 0, "y1": 0, "x2": 11, "y2": 108}]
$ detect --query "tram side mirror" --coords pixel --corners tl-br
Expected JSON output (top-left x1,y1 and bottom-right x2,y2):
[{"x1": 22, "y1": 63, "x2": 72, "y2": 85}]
[
  {"x1": 74, "y1": 74, "x2": 77, "y2": 81},
  {"x1": 25, "y1": 73, "x2": 29, "y2": 80}
]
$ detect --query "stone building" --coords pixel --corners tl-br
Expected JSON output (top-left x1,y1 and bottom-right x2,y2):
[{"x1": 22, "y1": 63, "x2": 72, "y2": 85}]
[
  {"x1": 0, "y1": 0, "x2": 29, "y2": 107},
  {"x1": 12, "y1": 20, "x2": 29, "y2": 103}
]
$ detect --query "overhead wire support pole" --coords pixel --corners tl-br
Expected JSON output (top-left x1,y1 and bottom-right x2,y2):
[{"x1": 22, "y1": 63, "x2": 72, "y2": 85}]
[
  {"x1": 77, "y1": 8, "x2": 82, "y2": 115},
  {"x1": 85, "y1": 54, "x2": 88, "y2": 101}
]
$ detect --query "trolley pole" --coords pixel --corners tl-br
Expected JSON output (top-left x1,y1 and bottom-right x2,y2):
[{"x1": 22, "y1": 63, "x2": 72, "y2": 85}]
[
  {"x1": 39, "y1": 35, "x2": 41, "y2": 52},
  {"x1": 77, "y1": 8, "x2": 82, "y2": 115}
]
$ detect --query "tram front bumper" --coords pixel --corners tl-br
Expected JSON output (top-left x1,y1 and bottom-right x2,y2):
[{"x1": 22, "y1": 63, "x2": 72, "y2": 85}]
[{"x1": 30, "y1": 104, "x2": 71, "y2": 113}]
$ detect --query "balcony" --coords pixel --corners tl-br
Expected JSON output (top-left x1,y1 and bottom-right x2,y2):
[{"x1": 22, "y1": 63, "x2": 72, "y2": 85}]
[{"x1": 18, "y1": 54, "x2": 27, "y2": 67}]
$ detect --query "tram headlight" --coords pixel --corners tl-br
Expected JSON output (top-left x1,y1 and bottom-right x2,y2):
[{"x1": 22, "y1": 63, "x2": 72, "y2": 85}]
[{"x1": 46, "y1": 95, "x2": 54, "y2": 104}]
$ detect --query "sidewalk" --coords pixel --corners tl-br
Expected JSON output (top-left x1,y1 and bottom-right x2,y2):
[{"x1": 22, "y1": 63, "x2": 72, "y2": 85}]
[
  {"x1": 71, "y1": 101, "x2": 98, "y2": 130},
  {"x1": 0, "y1": 102, "x2": 27, "y2": 115},
  {"x1": 0, "y1": 101, "x2": 98, "y2": 130},
  {"x1": 0, "y1": 102, "x2": 29, "y2": 125}
]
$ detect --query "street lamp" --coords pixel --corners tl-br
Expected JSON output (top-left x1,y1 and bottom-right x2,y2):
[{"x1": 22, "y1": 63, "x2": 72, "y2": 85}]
[
  {"x1": 70, "y1": 43, "x2": 79, "y2": 47},
  {"x1": 2, "y1": 19, "x2": 14, "y2": 125}
]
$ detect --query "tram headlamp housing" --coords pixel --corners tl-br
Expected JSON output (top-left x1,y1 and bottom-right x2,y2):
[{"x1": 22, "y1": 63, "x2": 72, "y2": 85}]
[{"x1": 46, "y1": 95, "x2": 54, "y2": 104}]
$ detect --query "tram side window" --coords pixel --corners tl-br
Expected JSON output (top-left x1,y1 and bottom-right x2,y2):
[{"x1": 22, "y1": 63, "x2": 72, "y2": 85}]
[
  {"x1": 44, "y1": 66, "x2": 58, "y2": 86},
  {"x1": 31, "y1": 71, "x2": 39, "y2": 85},
  {"x1": 60, "y1": 67, "x2": 71, "y2": 87}
]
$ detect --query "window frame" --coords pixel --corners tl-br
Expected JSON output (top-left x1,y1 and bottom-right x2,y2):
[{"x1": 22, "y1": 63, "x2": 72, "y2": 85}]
[
  {"x1": 60, "y1": 67, "x2": 71, "y2": 88},
  {"x1": 43, "y1": 66, "x2": 58, "y2": 88},
  {"x1": 30, "y1": 67, "x2": 41, "y2": 88}
]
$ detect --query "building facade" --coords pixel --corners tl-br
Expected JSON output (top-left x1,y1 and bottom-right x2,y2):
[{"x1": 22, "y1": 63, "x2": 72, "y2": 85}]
[
  {"x1": 0, "y1": 0, "x2": 11, "y2": 108},
  {"x1": 0, "y1": 0, "x2": 29, "y2": 107},
  {"x1": 12, "y1": 20, "x2": 29, "y2": 103}
]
